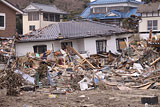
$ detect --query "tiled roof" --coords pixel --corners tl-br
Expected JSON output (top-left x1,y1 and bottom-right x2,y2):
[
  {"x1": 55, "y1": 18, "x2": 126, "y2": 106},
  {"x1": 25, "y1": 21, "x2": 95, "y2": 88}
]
[
  {"x1": 20, "y1": 21, "x2": 127, "y2": 42},
  {"x1": 24, "y1": 3, "x2": 67, "y2": 14},
  {"x1": 137, "y1": 2, "x2": 160, "y2": 13},
  {"x1": 90, "y1": 0, "x2": 141, "y2": 5},
  {"x1": 81, "y1": 8, "x2": 140, "y2": 19}
]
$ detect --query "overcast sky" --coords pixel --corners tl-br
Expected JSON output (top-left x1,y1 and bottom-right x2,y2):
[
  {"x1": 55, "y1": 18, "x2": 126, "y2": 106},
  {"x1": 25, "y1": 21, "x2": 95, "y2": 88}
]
[{"x1": 90, "y1": 0, "x2": 141, "y2": 2}]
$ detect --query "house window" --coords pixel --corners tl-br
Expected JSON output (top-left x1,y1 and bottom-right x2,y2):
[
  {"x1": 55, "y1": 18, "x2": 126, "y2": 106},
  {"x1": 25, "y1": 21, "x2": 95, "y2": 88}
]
[
  {"x1": 147, "y1": 20, "x2": 158, "y2": 30},
  {"x1": 0, "y1": 13, "x2": 5, "y2": 30},
  {"x1": 94, "y1": 7, "x2": 106, "y2": 14},
  {"x1": 96, "y1": 40, "x2": 107, "y2": 54},
  {"x1": 33, "y1": 45, "x2": 47, "y2": 54},
  {"x1": 43, "y1": 13, "x2": 61, "y2": 22},
  {"x1": 28, "y1": 12, "x2": 39, "y2": 21},
  {"x1": 116, "y1": 38, "x2": 126, "y2": 52},
  {"x1": 55, "y1": 14, "x2": 60, "y2": 22},
  {"x1": 29, "y1": 25, "x2": 35, "y2": 31},
  {"x1": 61, "y1": 42, "x2": 72, "y2": 50}
]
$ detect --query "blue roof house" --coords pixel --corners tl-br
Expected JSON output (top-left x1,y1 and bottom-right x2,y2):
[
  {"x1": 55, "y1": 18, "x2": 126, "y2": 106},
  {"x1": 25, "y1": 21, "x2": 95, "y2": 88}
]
[{"x1": 80, "y1": 0, "x2": 141, "y2": 25}]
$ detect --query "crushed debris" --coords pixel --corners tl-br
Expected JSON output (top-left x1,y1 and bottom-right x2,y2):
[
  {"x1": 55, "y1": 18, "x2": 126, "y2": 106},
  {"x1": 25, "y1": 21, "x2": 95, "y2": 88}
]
[{"x1": 0, "y1": 33, "x2": 160, "y2": 105}]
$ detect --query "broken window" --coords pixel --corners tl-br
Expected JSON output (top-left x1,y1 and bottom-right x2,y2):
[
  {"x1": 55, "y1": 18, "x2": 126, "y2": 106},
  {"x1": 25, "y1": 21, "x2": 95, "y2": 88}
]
[
  {"x1": 94, "y1": 7, "x2": 106, "y2": 14},
  {"x1": 29, "y1": 25, "x2": 35, "y2": 31},
  {"x1": 0, "y1": 13, "x2": 5, "y2": 30},
  {"x1": 61, "y1": 42, "x2": 72, "y2": 50},
  {"x1": 33, "y1": 45, "x2": 47, "y2": 54},
  {"x1": 116, "y1": 38, "x2": 126, "y2": 52},
  {"x1": 28, "y1": 12, "x2": 39, "y2": 21},
  {"x1": 96, "y1": 40, "x2": 107, "y2": 54},
  {"x1": 147, "y1": 20, "x2": 158, "y2": 30}
]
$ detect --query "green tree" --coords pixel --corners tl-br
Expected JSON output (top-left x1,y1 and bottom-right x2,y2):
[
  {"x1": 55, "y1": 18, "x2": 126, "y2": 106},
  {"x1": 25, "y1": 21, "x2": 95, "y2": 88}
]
[{"x1": 122, "y1": 15, "x2": 141, "y2": 32}]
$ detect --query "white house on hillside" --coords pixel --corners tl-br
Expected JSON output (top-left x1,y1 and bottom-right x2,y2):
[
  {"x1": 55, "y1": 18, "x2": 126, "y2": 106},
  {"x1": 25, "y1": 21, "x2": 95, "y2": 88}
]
[
  {"x1": 23, "y1": 3, "x2": 67, "y2": 35},
  {"x1": 16, "y1": 20, "x2": 132, "y2": 56},
  {"x1": 137, "y1": 2, "x2": 160, "y2": 39}
]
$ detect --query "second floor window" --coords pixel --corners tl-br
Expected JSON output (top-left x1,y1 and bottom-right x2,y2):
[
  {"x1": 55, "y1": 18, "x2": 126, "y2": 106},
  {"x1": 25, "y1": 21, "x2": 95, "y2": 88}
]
[
  {"x1": 94, "y1": 7, "x2": 106, "y2": 14},
  {"x1": 43, "y1": 13, "x2": 60, "y2": 22},
  {"x1": 28, "y1": 12, "x2": 39, "y2": 21},
  {"x1": 147, "y1": 20, "x2": 158, "y2": 30}
]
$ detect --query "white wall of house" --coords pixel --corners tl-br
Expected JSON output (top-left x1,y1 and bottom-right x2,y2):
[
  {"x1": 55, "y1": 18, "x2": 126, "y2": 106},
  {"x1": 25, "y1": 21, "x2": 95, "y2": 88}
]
[
  {"x1": 139, "y1": 16, "x2": 160, "y2": 33},
  {"x1": 23, "y1": 13, "x2": 40, "y2": 35},
  {"x1": 139, "y1": 33, "x2": 160, "y2": 40},
  {"x1": 23, "y1": 12, "x2": 61, "y2": 35},
  {"x1": 16, "y1": 35, "x2": 130, "y2": 56},
  {"x1": 16, "y1": 41, "x2": 54, "y2": 56}
]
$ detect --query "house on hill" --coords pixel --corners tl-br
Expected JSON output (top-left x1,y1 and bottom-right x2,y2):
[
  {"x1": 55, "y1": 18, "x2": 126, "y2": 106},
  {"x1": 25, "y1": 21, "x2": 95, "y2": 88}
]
[
  {"x1": 80, "y1": 0, "x2": 141, "y2": 25},
  {"x1": 137, "y1": 2, "x2": 160, "y2": 40},
  {"x1": 16, "y1": 20, "x2": 132, "y2": 56},
  {"x1": 0, "y1": 0, "x2": 23, "y2": 37},
  {"x1": 23, "y1": 3, "x2": 67, "y2": 35}
]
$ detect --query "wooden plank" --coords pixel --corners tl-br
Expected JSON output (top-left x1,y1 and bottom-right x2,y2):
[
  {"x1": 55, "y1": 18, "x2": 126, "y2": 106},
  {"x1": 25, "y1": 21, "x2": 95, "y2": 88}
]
[
  {"x1": 148, "y1": 29, "x2": 152, "y2": 41},
  {"x1": 150, "y1": 56, "x2": 160, "y2": 66},
  {"x1": 139, "y1": 82, "x2": 153, "y2": 90},
  {"x1": 66, "y1": 46, "x2": 95, "y2": 69},
  {"x1": 131, "y1": 82, "x2": 154, "y2": 88}
]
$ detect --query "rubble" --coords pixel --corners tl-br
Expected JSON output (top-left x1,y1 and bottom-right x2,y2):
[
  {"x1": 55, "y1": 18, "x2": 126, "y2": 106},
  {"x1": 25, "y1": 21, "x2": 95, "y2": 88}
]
[{"x1": 1, "y1": 34, "x2": 160, "y2": 99}]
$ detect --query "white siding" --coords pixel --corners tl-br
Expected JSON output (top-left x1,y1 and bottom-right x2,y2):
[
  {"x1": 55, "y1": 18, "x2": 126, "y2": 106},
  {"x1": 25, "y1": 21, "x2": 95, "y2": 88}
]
[
  {"x1": 16, "y1": 35, "x2": 131, "y2": 56},
  {"x1": 139, "y1": 16, "x2": 160, "y2": 32}
]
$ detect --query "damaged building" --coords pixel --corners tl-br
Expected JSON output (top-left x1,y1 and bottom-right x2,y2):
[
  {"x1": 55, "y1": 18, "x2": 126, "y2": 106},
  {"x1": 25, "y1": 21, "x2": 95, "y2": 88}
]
[{"x1": 16, "y1": 20, "x2": 132, "y2": 56}]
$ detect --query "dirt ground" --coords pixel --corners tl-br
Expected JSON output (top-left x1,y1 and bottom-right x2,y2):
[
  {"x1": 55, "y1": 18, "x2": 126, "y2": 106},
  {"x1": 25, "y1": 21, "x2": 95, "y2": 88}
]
[{"x1": 0, "y1": 88, "x2": 160, "y2": 107}]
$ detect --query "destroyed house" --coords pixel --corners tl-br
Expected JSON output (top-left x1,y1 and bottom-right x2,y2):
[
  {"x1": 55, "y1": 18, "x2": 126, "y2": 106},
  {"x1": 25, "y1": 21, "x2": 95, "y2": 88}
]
[
  {"x1": 0, "y1": 0, "x2": 23, "y2": 37},
  {"x1": 16, "y1": 20, "x2": 131, "y2": 56},
  {"x1": 23, "y1": 3, "x2": 67, "y2": 35},
  {"x1": 137, "y1": 2, "x2": 160, "y2": 40},
  {"x1": 80, "y1": 0, "x2": 141, "y2": 25}
]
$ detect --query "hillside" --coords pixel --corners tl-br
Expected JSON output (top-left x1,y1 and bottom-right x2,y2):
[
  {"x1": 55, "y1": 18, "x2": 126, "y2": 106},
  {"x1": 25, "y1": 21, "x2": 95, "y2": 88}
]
[{"x1": 7, "y1": 0, "x2": 90, "y2": 15}]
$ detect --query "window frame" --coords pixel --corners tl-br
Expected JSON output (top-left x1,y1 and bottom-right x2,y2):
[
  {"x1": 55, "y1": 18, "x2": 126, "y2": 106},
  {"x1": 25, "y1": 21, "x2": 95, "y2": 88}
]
[
  {"x1": 147, "y1": 20, "x2": 158, "y2": 31},
  {"x1": 96, "y1": 40, "x2": 107, "y2": 54},
  {"x1": 94, "y1": 7, "x2": 106, "y2": 14},
  {"x1": 28, "y1": 12, "x2": 39, "y2": 21},
  {"x1": 33, "y1": 45, "x2": 47, "y2": 54},
  {"x1": 0, "y1": 13, "x2": 6, "y2": 30},
  {"x1": 29, "y1": 25, "x2": 35, "y2": 31}
]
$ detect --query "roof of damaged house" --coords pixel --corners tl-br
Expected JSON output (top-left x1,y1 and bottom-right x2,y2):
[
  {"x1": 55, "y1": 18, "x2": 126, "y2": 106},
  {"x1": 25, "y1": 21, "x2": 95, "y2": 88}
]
[
  {"x1": 137, "y1": 2, "x2": 160, "y2": 13},
  {"x1": 23, "y1": 3, "x2": 67, "y2": 14},
  {"x1": 0, "y1": 0, "x2": 23, "y2": 14},
  {"x1": 19, "y1": 20, "x2": 129, "y2": 42}
]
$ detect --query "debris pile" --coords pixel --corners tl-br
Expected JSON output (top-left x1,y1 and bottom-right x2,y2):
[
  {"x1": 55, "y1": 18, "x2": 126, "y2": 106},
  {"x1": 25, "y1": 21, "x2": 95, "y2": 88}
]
[
  {"x1": 0, "y1": 38, "x2": 15, "y2": 64},
  {"x1": 1, "y1": 37, "x2": 160, "y2": 96}
]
